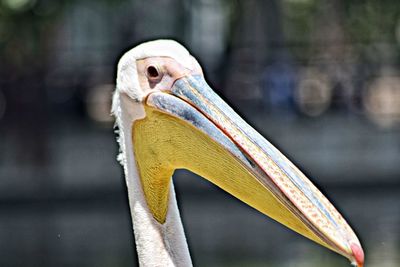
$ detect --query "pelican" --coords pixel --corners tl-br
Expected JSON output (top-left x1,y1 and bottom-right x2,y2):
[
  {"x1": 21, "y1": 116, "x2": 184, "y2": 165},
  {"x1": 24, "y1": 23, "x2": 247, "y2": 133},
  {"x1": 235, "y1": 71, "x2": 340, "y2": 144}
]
[{"x1": 111, "y1": 40, "x2": 364, "y2": 267}]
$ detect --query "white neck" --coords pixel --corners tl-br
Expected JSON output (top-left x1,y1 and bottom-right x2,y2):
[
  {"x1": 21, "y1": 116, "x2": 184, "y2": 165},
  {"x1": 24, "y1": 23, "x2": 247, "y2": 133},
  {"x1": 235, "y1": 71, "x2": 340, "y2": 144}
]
[{"x1": 114, "y1": 94, "x2": 192, "y2": 267}]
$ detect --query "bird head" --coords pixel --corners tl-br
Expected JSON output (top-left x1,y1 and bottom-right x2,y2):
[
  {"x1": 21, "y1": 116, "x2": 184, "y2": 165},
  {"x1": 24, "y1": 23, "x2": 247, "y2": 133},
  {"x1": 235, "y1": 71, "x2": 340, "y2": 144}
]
[{"x1": 113, "y1": 40, "x2": 364, "y2": 267}]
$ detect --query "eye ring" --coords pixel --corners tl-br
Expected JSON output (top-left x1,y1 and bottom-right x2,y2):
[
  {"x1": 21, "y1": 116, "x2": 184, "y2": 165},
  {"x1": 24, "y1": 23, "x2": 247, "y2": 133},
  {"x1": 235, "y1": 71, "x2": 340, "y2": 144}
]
[{"x1": 146, "y1": 65, "x2": 163, "y2": 82}]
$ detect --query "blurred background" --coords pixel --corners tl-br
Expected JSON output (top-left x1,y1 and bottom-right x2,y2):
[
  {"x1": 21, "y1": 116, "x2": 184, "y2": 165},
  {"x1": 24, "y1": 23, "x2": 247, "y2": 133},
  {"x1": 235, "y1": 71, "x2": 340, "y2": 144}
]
[{"x1": 0, "y1": 0, "x2": 399, "y2": 266}]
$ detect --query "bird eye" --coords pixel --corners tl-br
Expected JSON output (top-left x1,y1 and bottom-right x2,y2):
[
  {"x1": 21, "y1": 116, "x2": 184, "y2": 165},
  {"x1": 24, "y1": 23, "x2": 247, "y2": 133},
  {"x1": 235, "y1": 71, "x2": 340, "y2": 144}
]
[{"x1": 146, "y1": 65, "x2": 162, "y2": 82}]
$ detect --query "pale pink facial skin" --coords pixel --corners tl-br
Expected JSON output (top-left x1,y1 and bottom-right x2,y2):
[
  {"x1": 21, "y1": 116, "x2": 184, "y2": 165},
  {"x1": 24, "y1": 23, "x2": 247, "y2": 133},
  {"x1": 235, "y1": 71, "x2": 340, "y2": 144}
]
[{"x1": 135, "y1": 56, "x2": 202, "y2": 98}]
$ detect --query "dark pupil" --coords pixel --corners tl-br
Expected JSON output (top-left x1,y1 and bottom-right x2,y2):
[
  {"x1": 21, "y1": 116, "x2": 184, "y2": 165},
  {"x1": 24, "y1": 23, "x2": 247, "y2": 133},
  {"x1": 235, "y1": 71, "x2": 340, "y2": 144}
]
[{"x1": 147, "y1": 66, "x2": 159, "y2": 78}]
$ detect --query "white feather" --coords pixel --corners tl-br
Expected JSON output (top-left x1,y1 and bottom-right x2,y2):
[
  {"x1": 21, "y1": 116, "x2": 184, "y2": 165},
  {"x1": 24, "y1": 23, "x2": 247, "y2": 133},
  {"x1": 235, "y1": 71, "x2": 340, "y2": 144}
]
[{"x1": 114, "y1": 39, "x2": 192, "y2": 102}]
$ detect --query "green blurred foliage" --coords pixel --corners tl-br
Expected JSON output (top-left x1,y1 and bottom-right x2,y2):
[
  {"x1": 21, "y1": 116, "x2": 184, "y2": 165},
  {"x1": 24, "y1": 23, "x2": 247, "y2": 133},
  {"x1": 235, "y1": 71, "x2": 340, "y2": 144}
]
[
  {"x1": 281, "y1": 0, "x2": 318, "y2": 59},
  {"x1": 344, "y1": 0, "x2": 400, "y2": 43},
  {"x1": 282, "y1": 0, "x2": 318, "y2": 43},
  {"x1": 0, "y1": 0, "x2": 126, "y2": 68},
  {"x1": 1, "y1": 0, "x2": 400, "y2": 67},
  {"x1": 0, "y1": 0, "x2": 64, "y2": 68}
]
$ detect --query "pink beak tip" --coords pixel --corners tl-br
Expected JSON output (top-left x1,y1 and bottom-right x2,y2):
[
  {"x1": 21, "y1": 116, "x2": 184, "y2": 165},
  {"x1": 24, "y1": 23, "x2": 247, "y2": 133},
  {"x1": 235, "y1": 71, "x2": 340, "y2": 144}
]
[{"x1": 350, "y1": 242, "x2": 364, "y2": 267}]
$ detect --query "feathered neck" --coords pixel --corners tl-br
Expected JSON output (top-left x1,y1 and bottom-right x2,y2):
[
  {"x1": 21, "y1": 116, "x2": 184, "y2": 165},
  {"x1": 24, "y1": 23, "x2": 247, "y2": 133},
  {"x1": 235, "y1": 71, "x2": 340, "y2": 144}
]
[{"x1": 112, "y1": 92, "x2": 192, "y2": 267}]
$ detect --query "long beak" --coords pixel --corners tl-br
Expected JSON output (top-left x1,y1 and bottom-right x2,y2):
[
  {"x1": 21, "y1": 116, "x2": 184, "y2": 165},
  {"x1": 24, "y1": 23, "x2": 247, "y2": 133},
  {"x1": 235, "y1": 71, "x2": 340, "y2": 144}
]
[{"x1": 133, "y1": 75, "x2": 364, "y2": 267}]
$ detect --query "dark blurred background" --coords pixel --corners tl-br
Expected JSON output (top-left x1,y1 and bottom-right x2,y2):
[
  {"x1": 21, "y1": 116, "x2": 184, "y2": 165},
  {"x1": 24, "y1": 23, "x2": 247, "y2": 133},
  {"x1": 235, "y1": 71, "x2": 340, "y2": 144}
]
[{"x1": 0, "y1": 0, "x2": 399, "y2": 266}]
